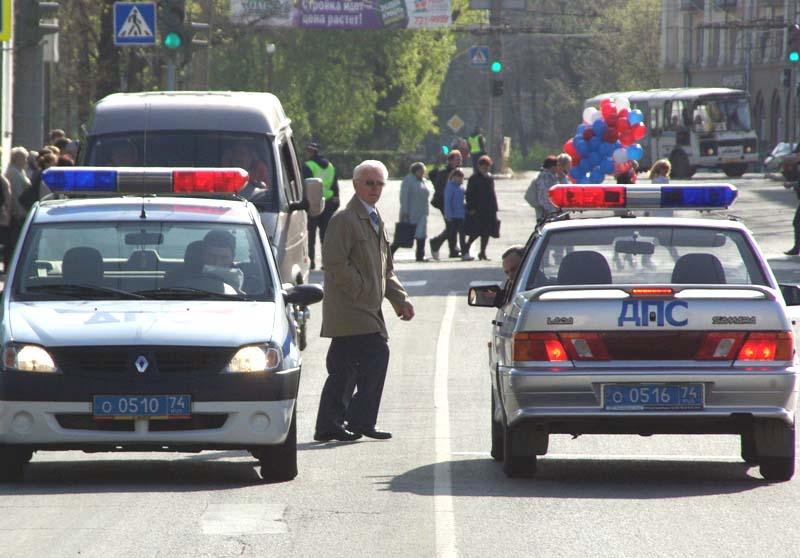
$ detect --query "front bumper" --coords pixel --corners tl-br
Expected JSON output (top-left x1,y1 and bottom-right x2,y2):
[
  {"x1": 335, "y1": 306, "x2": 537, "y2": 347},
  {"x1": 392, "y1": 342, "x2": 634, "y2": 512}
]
[{"x1": 500, "y1": 365, "x2": 798, "y2": 433}]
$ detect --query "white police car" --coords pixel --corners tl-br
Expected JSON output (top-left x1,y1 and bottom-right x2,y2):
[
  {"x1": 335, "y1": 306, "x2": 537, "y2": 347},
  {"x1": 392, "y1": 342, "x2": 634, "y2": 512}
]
[
  {"x1": 0, "y1": 167, "x2": 322, "y2": 482},
  {"x1": 470, "y1": 184, "x2": 799, "y2": 481}
]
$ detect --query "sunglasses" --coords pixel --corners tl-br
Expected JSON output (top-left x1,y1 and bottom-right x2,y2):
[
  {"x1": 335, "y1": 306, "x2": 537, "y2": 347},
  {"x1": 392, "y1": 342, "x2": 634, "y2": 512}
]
[{"x1": 363, "y1": 179, "x2": 386, "y2": 188}]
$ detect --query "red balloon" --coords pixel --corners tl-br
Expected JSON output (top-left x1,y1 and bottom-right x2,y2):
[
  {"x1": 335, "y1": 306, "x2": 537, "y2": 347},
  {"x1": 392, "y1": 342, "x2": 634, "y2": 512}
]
[
  {"x1": 563, "y1": 138, "x2": 578, "y2": 157},
  {"x1": 618, "y1": 108, "x2": 629, "y2": 119},
  {"x1": 601, "y1": 101, "x2": 617, "y2": 119},
  {"x1": 606, "y1": 114, "x2": 619, "y2": 129},
  {"x1": 619, "y1": 131, "x2": 634, "y2": 146},
  {"x1": 603, "y1": 129, "x2": 619, "y2": 143},
  {"x1": 582, "y1": 128, "x2": 594, "y2": 140},
  {"x1": 617, "y1": 117, "x2": 630, "y2": 132},
  {"x1": 632, "y1": 122, "x2": 647, "y2": 141},
  {"x1": 571, "y1": 153, "x2": 582, "y2": 166},
  {"x1": 614, "y1": 161, "x2": 631, "y2": 174}
]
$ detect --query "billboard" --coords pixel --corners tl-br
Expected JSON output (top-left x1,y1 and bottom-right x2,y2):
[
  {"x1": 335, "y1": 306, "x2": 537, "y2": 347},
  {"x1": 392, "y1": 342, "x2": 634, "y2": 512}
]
[{"x1": 230, "y1": 0, "x2": 451, "y2": 29}]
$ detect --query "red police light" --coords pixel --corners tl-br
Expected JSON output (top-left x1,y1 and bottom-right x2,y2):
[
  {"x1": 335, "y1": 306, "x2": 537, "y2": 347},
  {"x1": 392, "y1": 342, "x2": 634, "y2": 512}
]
[
  {"x1": 549, "y1": 185, "x2": 626, "y2": 209},
  {"x1": 172, "y1": 169, "x2": 249, "y2": 193}
]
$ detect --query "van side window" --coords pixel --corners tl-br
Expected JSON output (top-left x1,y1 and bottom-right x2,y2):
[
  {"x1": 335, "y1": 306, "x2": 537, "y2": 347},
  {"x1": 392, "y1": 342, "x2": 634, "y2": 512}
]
[{"x1": 280, "y1": 140, "x2": 302, "y2": 202}]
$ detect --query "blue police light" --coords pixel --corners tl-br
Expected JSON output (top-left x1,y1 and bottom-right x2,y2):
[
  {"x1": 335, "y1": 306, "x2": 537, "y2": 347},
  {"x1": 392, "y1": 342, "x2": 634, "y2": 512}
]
[
  {"x1": 660, "y1": 185, "x2": 738, "y2": 208},
  {"x1": 42, "y1": 168, "x2": 118, "y2": 192}
]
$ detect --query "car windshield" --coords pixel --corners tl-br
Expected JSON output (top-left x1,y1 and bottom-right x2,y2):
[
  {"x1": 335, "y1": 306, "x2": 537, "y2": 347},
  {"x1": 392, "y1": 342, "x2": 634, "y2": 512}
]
[
  {"x1": 524, "y1": 225, "x2": 768, "y2": 290},
  {"x1": 13, "y1": 221, "x2": 275, "y2": 301},
  {"x1": 84, "y1": 131, "x2": 277, "y2": 209},
  {"x1": 691, "y1": 97, "x2": 752, "y2": 132}
]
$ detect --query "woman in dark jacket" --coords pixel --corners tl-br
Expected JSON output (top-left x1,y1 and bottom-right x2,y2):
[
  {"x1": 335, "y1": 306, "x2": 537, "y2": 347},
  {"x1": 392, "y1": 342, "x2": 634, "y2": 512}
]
[{"x1": 465, "y1": 155, "x2": 499, "y2": 260}]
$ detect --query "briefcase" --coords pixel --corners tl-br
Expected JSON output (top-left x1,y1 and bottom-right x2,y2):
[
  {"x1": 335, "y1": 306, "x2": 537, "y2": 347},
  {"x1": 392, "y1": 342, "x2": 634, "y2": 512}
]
[{"x1": 393, "y1": 222, "x2": 415, "y2": 248}]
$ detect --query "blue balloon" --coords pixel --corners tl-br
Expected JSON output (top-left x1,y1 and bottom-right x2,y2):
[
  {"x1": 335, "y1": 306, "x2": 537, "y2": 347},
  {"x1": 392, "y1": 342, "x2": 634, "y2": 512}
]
[
  {"x1": 578, "y1": 158, "x2": 592, "y2": 173},
  {"x1": 601, "y1": 157, "x2": 615, "y2": 174},
  {"x1": 627, "y1": 144, "x2": 644, "y2": 161},
  {"x1": 592, "y1": 119, "x2": 608, "y2": 136},
  {"x1": 600, "y1": 142, "x2": 615, "y2": 157},
  {"x1": 578, "y1": 175, "x2": 591, "y2": 184},
  {"x1": 590, "y1": 169, "x2": 605, "y2": 183},
  {"x1": 576, "y1": 139, "x2": 591, "y2": 157},
  {"x1": 589, "y1": 136, "x2": 602, "y2": 151},
  {"x1": 576, "y1": 123, "x2": 587, "y2": 136},
  {"x1": 628, "y1": 109, "x2": 644, "y2": 125},
  {"x1": 589, "y1": 151, "x2": 602, "y2": 166},
  {"x1": 569, "y1": 167, "x2": 581, "y2": 181}
]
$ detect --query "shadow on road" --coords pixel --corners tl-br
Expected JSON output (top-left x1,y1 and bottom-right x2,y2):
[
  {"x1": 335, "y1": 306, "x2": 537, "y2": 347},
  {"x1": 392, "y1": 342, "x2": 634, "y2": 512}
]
[{"x1": 381, "y1": 457, "x2": 766, "y2": 499}]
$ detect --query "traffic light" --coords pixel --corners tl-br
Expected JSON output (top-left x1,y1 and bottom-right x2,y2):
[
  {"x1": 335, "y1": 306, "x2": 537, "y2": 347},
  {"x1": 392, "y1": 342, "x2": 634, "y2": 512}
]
[
  {"x1": 160, "y1": 0, "x2": 186, "y2": 52},
  {"x1": 492, "y1": 79, "x2": 504, "y2": 97},
  {"x1": 17, "y1": 1, "x2": 59, "y2": 47},
  {"x1": 788, "y1": 23, "x2": 800, "y2": 63},
  {"x1": 441, "y1": 145, "x2": 450, "y2": 155},
  {"x1": 784, "y1": 68, "x2": 792, "y2": 88},
  {"x1": 490, "y1": 59, "x2": 503, "y2": 73}
]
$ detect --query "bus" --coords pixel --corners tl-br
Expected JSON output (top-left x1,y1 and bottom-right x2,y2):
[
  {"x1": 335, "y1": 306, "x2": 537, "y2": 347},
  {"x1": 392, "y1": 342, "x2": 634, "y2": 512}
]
[{"x1": 584, "y1": 88, "x2": 758, "y2": 178}]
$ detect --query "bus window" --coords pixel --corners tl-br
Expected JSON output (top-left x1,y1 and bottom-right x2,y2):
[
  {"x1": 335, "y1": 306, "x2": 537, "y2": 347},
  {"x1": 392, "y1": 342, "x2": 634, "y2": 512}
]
[
  {"x1": 649, "y1": 107, "x2": 662, "y2": 132},
  {"x1": 692, "y1": 98, "x2": 751, "y2": 132},
  {"x1": 665, "y1": 101, "x2": 689, "y2": 131}
]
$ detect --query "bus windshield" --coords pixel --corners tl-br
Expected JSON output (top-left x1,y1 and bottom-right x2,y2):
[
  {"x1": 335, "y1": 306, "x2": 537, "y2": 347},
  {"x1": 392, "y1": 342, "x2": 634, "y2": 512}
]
[{"x1": 691, "y1": 97, "x2": 751, "y2": 133}]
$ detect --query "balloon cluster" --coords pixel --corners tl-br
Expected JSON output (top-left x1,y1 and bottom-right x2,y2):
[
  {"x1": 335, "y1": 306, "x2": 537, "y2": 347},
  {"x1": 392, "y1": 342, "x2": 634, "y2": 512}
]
[{"x1": 562, "y1": 97, "x2": 647, "y2": 184}]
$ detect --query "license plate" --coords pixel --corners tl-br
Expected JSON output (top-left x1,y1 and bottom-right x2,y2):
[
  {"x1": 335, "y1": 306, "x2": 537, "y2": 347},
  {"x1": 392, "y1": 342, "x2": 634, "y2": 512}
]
[
  {"x1": 603, "y1": 384, "x2": 703, "y2": 411},
  {"x1": 93, "y1": 395, "x2": 192, "y2": 419}
]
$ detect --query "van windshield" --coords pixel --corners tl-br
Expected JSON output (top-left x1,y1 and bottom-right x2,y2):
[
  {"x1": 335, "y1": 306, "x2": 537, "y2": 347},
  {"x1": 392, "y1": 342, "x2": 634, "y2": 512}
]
[{"x1": 84, "y1": 131, "x2": 276, "y2": 205}]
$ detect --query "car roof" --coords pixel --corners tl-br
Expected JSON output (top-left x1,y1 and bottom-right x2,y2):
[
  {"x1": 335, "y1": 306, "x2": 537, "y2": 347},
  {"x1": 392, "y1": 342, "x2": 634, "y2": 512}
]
[
  {"x1": 584, "y1": 87, "x2": 747, "y2": 106},
  {"x1": 87, "y1": 91, "x2": 290, "y2": 136},
  {"x1": 540, "y1": 215, "x2": 750, "y2": 233},
  {"x1": 33, "y1": 196, "x2": 257, "y2": 225}
]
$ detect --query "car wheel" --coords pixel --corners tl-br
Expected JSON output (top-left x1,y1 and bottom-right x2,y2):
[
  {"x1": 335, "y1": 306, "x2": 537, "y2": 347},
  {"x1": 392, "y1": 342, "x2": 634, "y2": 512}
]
[
  {"x1": 670, "y1": 151, "x2": 691, "y2": 179},
  {"x1": 757, "y1": 420, "x2": 795, "y2": 482},
  {"x1": 723, "y1": 163, "x2": 747, "y2": 178},
  {"x1": 740, "y1": 431, "x2": 758, "y2": 465},
  {"x1": 490, "y1": 389, "x2": 503, "y2": 461},
  {"x1": 0, "y1": 446, "x2": 30, "y2": 482},
  {"x1": 502, "y1": 421, "x2": 537, "y2": 478},
  {"x1": 254, "y1": 407, "x2": 297, "y2": 483}
]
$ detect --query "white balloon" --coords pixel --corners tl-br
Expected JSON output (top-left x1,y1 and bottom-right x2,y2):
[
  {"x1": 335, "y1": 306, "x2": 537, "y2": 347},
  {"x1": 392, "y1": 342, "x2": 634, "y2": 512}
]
[
  {"x1": 612, "y1": 147, "x2": 629, "y2": 164},
  {"x1": 589, "y1": 111, "x2": 603, "y2": 124},
  {"x1": 616, "y1": 96, "x2": 631, "y2": 111},
  {"x1": 582, "y1": 107, "x2": 599, "y2": 125}
]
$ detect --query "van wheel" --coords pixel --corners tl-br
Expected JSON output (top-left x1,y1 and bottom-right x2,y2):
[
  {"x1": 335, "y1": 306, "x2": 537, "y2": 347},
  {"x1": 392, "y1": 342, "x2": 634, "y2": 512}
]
[
  {"x1": 0, "y1": 446, "x2": 30, "y2": 482},
  {"x1": 723, "y1": 163, "x2": 747, "y2": 178},
  {"x1": 740, "y1": 431, "x2": 759, "y2": 464},
  {"x1": 670, "y1": 151, "x2": 691, "y2": 179},
  {"x1": 502, "y1": 422, "x2": 537, "y2": 478},
  {"x1": 757, "y1": 420, "x2": 795, "y2": 482},
  {"x1": 254, "y1": 408, "x2": 297, "y2": 483},
  {"x1": 490, "y1": 389, "x2": 503, "y2": 461}
]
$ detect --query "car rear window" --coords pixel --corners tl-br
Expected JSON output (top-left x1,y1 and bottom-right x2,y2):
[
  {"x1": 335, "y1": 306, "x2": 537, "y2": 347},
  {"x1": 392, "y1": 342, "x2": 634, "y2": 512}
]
[{"x1": 525, "y1": 225, "x2": 768, "y2": 290}]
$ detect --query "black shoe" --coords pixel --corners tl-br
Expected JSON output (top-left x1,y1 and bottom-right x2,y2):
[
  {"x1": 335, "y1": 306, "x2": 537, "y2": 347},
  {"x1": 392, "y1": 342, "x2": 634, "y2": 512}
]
[
  {"x1": 313, "y1": 424, "x2": 362, "y2": 442},
  {"x1": 785, "y1": 248, "x2": 800, "y2": 256},
  {"x1": 349, "y1": 425, "x2": 392, "y2": 440},
  {"x1": 310, "y1": 260, "x2": 316, "y2": 270}
]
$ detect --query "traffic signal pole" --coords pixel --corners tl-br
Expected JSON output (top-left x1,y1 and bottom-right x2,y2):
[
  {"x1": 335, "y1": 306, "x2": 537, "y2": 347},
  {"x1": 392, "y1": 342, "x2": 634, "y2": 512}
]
[{"x1": 488, "y1": 0, "x2": 503, "y2": 169}]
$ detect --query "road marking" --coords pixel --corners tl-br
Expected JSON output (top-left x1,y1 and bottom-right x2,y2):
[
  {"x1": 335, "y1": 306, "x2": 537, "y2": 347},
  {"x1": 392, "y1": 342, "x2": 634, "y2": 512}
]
[
  {"x1": 403, "y1": 280, "x2": 428, "y2": 287},
  {"x1": 200, "y1": 503, "x2": 287, "y2": 535},
  {"x1": 434, "y1": 293, "x2": 457, "y2": 558},
  {"x1": 451, "y1": 451, "x2": 741, "y2": 462}
]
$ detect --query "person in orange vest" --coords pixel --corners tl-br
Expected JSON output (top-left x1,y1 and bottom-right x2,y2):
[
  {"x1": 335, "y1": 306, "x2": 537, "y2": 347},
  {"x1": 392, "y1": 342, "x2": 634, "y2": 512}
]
[{"x1": 303, "y1": 142, "x2": 340, "y2": 270}]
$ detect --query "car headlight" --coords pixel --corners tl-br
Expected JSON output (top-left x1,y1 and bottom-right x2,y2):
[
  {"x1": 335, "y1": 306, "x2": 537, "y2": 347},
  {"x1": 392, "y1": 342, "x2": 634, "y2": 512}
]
[
  {"x1": 3, "y1": 343, "x2": 59, "y2": 373},
  {"x1": 223, "y1": 344, "x2": 282, "y2": 373}
]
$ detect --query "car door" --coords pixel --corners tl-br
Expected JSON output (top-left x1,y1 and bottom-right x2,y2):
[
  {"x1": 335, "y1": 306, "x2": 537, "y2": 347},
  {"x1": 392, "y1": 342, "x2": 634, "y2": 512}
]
[{"x1": 277, "y1": 137, "x2": 309, "y2": 285}]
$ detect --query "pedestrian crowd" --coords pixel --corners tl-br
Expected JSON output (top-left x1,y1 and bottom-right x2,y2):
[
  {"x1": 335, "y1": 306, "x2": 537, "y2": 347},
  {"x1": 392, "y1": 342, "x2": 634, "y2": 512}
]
[{"x1": 1, "y1": 129, "x2": 79, "y2": 273}]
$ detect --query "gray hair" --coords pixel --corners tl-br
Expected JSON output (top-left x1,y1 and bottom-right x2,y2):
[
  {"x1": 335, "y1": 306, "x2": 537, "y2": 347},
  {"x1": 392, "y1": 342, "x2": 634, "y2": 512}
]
[
  {"x1": 502, "y1": 245, "x2": 526, "y2": 261},
  {"x1": 556, "y1": 153, "x2": 572, "y2": 166},
  {"x1": 353, "y1": 159, "x2": 389, "y2": 182},
  {"x1": 10, "y1": 146, "x2": 29, "y2": 162},
  {"x1": 409, "y1": 161, "x2": 426, "y2": 175}
]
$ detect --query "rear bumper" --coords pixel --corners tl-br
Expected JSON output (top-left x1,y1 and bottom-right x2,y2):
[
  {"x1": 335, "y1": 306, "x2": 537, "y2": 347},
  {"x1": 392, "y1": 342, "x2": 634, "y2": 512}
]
[
  {"x1": 0, "y1": 399, "x2": 295, "y2": 448},
  {"x1": 500, "y1": 365, "x2": 798, "y2": 433}
]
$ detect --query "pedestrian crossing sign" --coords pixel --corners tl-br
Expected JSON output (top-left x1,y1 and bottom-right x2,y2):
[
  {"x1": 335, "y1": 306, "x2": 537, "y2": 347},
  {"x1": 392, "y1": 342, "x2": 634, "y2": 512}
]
[
  {"x1": 469, "y1": 46, "x2": 490, "y2": 69},
  {"x1": 0, "y1": 0, "x2": 11, "y2": 42},
  {"x1": 114, "y1": 2, "x2": 156, "y2": 46}
]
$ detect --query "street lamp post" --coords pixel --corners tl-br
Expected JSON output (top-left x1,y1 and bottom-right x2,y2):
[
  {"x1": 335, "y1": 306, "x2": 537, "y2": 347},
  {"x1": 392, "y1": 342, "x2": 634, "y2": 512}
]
[{"x1": 266, "y1": 43, "x2": 276, "y2": 91}]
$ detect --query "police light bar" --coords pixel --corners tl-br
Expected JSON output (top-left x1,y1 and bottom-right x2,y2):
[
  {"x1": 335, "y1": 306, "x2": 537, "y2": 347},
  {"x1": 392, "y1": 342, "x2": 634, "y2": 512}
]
[
  {"x1": 42, "y1": 167, "x2": 250, "y2": 195},
  {"x1": 548, "y1": 184, "x2": 738, "y2": 210}
]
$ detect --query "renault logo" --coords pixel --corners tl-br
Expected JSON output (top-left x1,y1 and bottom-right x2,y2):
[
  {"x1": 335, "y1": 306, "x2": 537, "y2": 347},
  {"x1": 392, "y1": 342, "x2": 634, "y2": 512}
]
[{"x1": 134, "y1": 355, "x2": 149, "y2": 374}]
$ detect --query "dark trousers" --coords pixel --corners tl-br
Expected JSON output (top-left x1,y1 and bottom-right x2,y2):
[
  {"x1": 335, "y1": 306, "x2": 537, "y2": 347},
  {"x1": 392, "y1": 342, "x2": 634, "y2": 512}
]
[
  {"x1": 430, "y1": 208, "x2": 457, "y2": 256},
  {"x1": 308, "y1": 204, "x2": 335, "y2": 264},
  {"x1": 3, "y1": 218, "x2": 21, "y2": 272},
  {"x1": 446, "y1": 218, "x2": 466, "y2": 254},
  {"x1": 471, "y1": 152, "x2": 485, "y2": 173},
  {"x1": 466, "y1": 233, "x2": 490, "y2": 257},
  {"x1": 391, "y1": 237, "x2": 426, "y2": 261},
  {"x1": 315, "y1": 333, "x2": 390, "y2": 433},
  {"x1": 793, "y1": 204, "x2": 800, "y2": 249}
]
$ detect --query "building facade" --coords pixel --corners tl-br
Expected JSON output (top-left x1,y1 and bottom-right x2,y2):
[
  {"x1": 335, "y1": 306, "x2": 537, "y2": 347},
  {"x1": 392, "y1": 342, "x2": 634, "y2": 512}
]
[{"x1": 661, "y1": 0, "x2": 795, "y2": 153}]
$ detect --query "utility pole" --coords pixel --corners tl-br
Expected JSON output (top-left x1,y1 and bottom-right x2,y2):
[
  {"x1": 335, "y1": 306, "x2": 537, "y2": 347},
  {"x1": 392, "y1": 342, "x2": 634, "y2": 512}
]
[{"x1": 488, "y1": 0, "x2": 503, "y2": 168}]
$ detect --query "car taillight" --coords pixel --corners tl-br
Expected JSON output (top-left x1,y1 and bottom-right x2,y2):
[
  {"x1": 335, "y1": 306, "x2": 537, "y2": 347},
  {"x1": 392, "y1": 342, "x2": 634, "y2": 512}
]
[
  {"x1": 559, "y1": 332, "x2": 610, "y2": 361},
  {"x1": 736, "y1": 332, "x2": 794, "y2": 361},
  {"x1": 696, "y1": 332, "x2": 746, "y2": 360},
  {"x1": 513, "y1": 332, "x2": 568, "y2": 362}
]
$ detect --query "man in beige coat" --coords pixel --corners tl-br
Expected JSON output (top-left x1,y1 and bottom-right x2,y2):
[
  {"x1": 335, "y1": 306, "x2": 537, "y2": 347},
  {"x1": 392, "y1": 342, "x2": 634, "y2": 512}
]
[{"x1": 314, "y1": 160, "x2": 415, "y2": 442}]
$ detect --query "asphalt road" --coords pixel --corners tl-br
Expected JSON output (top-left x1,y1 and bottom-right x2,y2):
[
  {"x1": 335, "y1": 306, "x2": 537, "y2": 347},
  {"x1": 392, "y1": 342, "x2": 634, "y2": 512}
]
[{"x1": 2, "y1": 172, "x2": 800, "y2": 558}]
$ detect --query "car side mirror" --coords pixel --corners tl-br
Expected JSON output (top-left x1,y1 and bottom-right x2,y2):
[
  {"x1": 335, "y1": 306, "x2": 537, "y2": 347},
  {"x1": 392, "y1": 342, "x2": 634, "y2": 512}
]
[
  {"x1": 780, "y1": 283, "x2": 800, "y2": 306},
  {"x1": 468, "y1": 283, "x2": 503, "y2": 308},
  {"x1": 303, "y1": 177, "x2": 325, "y2": 217},
  {"x1": 284, "y1": 284, "x2": 324, "y2": 306}
]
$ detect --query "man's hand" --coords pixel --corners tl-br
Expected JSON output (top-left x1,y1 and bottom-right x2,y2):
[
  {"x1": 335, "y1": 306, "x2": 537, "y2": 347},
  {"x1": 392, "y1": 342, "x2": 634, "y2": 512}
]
[{"x1": 398, "y1": 300, "x2": 415, "y2": 321}]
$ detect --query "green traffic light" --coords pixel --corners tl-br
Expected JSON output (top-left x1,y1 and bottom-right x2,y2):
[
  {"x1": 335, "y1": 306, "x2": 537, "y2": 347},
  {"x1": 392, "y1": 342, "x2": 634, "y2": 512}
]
[
  {"x1": 490, "y1": 60, "x2": 502, "y2": 73},
  {"x1": 441, "y1": 145, "x2": 450, "y2": 155},
  {"x1": 164, "y1": 32, "x2": 182, "y2": 49},
  {"x1": 790, "y1": 51, "x2": 800, "y2": 63}
]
